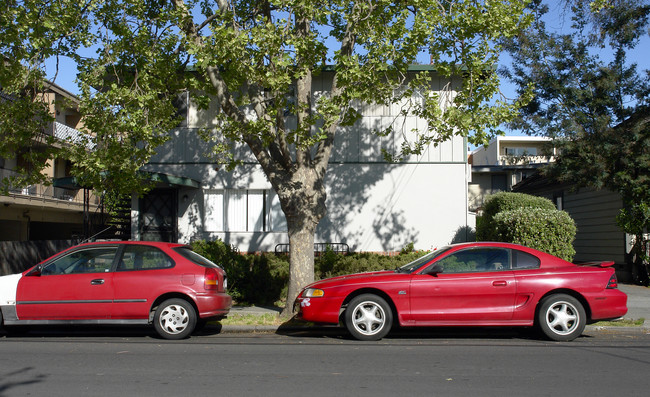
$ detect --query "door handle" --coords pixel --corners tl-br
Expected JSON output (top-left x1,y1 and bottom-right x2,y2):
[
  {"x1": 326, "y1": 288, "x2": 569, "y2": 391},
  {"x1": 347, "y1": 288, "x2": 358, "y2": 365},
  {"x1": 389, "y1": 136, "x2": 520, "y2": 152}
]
[
  {"x1": 492, "y1": 281, "x2": 508, "y2": 287},
  {"x1": 91, "y1": 279, "x2": 105, "y2": 285}
]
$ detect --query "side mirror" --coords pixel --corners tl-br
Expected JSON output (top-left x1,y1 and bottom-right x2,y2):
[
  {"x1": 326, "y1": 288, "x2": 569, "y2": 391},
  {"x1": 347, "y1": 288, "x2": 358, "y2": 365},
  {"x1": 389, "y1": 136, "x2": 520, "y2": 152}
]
[
  {"x1": 27, "y1": 264, "x2": 43, "y2": 276},
  {"x1": 423, "y1": 263, "x2": 444, "y2": 276}
]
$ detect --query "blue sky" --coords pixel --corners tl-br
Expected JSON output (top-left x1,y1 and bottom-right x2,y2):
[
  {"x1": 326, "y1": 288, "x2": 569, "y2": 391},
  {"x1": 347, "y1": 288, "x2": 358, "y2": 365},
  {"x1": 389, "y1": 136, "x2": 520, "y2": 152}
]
[{"x1": 44, "y1": 3, "x2": 649, "y2": 144}]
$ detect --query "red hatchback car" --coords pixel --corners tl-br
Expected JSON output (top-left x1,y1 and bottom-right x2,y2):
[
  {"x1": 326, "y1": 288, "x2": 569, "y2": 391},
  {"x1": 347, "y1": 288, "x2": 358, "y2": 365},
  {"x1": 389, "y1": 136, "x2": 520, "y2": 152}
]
[
  {"x1": 296, "y1": 242, "x2": 628, "y2": 341},
  {"x1": 0, "y1": 241, "x2": 231, "y2": 339}
]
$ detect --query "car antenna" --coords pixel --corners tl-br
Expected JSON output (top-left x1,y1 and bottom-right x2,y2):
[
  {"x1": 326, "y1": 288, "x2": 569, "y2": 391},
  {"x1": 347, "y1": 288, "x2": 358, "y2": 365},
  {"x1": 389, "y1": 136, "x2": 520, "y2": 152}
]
[{"x1": 81, "y1": 225, "x2": 115, "y2": 244}]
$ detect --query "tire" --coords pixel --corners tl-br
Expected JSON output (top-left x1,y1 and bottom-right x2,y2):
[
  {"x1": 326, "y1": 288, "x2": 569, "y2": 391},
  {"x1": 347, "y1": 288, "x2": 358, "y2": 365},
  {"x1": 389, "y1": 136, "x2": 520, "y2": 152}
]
[
  {"x1": 194, "y1": 318, "x2": 209, "y2": 333},
  {"x1": 153, "y1": 299, "x2": 197, "y2": 340},
  {"x1": 537, "y1": 294, "x2": 586, "y2": 342},
  {"x1": 344, "y1": 294, "x2": 393, "y2": 341}
]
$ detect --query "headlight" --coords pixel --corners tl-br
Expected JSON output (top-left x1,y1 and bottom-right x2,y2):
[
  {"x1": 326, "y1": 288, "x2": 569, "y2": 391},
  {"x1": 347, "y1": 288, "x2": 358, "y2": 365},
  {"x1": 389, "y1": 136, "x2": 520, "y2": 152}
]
[{"x1": 303, "y1": 288, "x2": 325, "y2": 298}]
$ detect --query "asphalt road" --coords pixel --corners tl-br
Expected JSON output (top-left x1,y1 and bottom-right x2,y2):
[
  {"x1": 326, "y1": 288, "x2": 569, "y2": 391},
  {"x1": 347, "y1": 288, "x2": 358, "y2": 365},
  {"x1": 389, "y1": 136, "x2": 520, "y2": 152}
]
[{"x1": 1, "y1": 327, "x2": 649, "y2": 397}]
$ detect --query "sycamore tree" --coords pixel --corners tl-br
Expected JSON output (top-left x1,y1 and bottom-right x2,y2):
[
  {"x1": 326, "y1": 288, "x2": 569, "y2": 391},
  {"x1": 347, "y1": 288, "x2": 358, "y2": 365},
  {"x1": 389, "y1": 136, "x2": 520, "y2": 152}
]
[
  {"x1": 1, "y1": 0, "x2": 531, "y2": 314},
  {"x1": 501, "y1": 0, "x2": 650, "y2": 284}
]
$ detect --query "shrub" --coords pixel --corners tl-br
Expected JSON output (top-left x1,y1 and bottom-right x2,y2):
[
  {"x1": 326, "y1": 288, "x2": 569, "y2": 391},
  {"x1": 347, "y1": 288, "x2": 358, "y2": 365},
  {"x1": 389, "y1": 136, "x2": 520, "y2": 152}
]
[
  {"x1": 492, "y1": 208, "x2": 576, "y2": 261},
  {"x1": 191, "y1": 239, "x2": 289, "y2": 305},
  {"x1": 192, "y1": 240, "x2": 428, "y2": 306},
  {"x1": 235, "y1": 253, "x2": 289, "y2": 305},
  {"x1": 477, "y1": 192, "x2": 556, "y2": 241},
  {"x1": 315, "y1": 250, "x2": 424, "y2": 279}
]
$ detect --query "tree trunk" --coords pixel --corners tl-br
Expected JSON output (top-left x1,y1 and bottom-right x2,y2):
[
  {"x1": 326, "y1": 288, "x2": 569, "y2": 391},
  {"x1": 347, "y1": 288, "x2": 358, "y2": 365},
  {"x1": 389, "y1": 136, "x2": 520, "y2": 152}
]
[
  {"x1": 276, "y1": 167, "x2": 327, "y2": 318},
  {"x1": 281, "y1": 220, "x2": 316, "y2": 318}
]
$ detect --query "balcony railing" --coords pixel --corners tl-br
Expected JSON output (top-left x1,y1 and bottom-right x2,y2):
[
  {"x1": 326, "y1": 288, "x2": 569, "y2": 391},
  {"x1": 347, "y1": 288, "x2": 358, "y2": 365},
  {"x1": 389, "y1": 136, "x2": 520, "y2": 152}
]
[
  {"x1": 1, "y1": 168, "x2": 100, "y2": 206},
  {"x1": 52, "y1": 122, "x2": 94, "y2": 148},
  {"x1": 497, "y1": 155, "x2": 554, "y2": 166}
]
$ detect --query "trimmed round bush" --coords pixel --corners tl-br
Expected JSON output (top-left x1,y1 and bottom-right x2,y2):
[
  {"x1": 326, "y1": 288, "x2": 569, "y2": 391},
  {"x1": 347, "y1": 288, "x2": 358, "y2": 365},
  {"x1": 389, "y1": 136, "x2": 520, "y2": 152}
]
[
  {"x1": 492, "y1": 208, "x2": 576, "y2": 261},
  {"x1": 477, "y1": 192, "x2": 557, "y2": 241}
]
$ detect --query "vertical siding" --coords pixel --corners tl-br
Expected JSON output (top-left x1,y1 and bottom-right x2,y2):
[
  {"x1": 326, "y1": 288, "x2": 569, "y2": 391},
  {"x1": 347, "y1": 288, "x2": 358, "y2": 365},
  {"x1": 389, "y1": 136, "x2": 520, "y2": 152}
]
[{"x1": 563, "y1": 189, "x2": 625, "y2": 263}]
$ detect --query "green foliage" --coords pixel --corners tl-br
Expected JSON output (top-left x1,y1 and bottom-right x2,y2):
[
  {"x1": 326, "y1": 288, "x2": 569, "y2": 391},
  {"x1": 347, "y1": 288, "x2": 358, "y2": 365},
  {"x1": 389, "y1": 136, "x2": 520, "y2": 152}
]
[
  {"x1": 2, "y1": 0, "x2": 533, "y2": 310},
  {"x1": 492, "y1": 208, "x2": 576, "y2": 261},
  {"x1": 191, "y1": 240, "x2": 424, "y2": 305},
  {"x1": 477, "y1": 192, "x2": 556, "y2": 240},
  {"x1": 314, "y1": 250, "x2": 424, "y2": 280},
  {"x1": 1, "y1": 0, "x2": 533, "y2": 195},
  {"x1": 502, "y1": 0, "x2": 649, "y2": 273},
  {"x1": 400, "y1": 242, "x2": 416, "y2": 255},
  {"x1": 191, "y1": 239, "x2": 289, "y2": 305},
  {"x1": 0, "y1": 0, "x2": 95, "y2": 191},
  {"x1": 476, "y1": 192, "x2": 576, "y2": 261}
]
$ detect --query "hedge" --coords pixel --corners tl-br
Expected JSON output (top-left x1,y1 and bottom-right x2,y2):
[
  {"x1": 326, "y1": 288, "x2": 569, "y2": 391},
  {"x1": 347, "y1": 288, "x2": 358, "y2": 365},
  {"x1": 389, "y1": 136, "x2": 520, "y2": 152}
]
[
  {"x1": 191, "y1": 240, "x2": 289, "y2": 305},
  {"x1": 476, "y1": 192, "x2": 576, "y2": 261},
  {"x1": 491, "y1": 207, "x2": 576, "y2": 261},
  {"x1": 191, "y1": 239, "x2": 424, "y2": 306},
  {"x1": 477, "y1": 192, "x2": 557, "y2": 241}
]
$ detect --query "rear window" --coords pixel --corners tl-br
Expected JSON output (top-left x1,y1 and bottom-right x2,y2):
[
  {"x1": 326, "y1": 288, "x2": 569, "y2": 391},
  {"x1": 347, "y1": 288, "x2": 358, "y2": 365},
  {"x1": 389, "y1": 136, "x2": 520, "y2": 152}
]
[
  {"x1": 512, "y1": 250, "x2": 541, "y2": 269},
  {"x1": 118, "y1": 245, "x2": 175, "y2": 271},
  {"x1": 174, "y1": 247, "x2": 223, "y2": 269}
]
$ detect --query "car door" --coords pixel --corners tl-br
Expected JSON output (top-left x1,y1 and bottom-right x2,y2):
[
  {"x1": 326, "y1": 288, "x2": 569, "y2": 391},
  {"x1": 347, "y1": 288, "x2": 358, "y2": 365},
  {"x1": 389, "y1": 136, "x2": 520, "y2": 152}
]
[
  {"x1": 16, "y1": 246, "x2": 118, "y2": 320},
  {"x1": 111, "y1": 244, "x2": 177, "y2": 319},
  {"x1": 408, "y1": 247, "x2": 516, "y2": 324}
]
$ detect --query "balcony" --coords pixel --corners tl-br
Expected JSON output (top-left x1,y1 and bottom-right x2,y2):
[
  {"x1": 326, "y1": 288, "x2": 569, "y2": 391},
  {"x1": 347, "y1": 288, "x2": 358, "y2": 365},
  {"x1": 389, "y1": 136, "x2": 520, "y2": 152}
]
[
  {"x1": 0, "y1": 168, "x2": 100, "y2": 210},
  {"x1": 497, "y1": 154, "x2": 554, "y2": 166}
]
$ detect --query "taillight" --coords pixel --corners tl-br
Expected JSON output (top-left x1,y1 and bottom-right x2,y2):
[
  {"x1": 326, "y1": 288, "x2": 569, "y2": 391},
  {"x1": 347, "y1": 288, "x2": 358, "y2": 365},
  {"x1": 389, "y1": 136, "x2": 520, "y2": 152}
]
[
  {"x1": 606, "y1": 273, "x2": 618, "y2": 289},
  {"x1": 204, "y1": 268, "x2": 219, "y2": 290}
]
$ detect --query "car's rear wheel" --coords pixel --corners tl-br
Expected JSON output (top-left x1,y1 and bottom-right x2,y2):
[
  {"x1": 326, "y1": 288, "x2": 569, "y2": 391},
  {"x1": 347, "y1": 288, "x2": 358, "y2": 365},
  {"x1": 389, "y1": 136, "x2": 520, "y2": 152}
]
[
  {"x1": 344, "y1": 294, "x2": 393, "y2": 341},
  {"x1": 153, "y1": 299, "x2": 197, "y2": 340},
  {"x1": 538, "y1": 294, "x2": 586, "y2": 341}
]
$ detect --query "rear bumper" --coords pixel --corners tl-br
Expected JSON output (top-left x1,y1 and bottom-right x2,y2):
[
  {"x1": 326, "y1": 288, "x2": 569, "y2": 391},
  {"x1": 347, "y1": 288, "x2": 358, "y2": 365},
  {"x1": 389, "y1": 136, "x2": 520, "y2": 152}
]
[
  {"x1": 195, "y1": 293, "x2": 232, "y2": 318},
  {"x1": 586, "y1": 289, "x2": 628, "y2": 321}
]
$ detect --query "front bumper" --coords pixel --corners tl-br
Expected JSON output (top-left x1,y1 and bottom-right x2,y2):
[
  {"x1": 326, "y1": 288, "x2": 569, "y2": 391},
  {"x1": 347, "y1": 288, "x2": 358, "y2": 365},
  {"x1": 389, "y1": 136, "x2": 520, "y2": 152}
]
[{"x1": 295, "y1": 295, "x2": 343, "y2": 325}]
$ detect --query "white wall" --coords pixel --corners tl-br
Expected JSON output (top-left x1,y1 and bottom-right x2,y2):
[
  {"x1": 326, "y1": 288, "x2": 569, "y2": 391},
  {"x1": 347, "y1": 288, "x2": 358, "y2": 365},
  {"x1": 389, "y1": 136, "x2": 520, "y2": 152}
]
[
  {"x1": 139, "y1": 69, "x2": 472, "y2": 252},
  {"x1": 142, "y1": 159, "x2": 471, "y2": 253}
]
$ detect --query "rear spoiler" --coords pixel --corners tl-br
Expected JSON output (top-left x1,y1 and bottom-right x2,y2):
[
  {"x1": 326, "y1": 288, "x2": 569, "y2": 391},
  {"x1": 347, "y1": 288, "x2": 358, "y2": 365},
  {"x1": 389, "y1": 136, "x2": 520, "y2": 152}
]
[{"x1": 576, "y1": 261, "x2": 615, "y2": 268}]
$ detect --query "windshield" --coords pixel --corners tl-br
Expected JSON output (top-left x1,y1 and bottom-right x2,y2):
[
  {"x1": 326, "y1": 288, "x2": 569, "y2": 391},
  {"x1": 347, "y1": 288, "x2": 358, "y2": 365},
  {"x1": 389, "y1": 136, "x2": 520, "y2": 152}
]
[{"x1": 396, "y1": 246, "x2": 453, "y2": 274}]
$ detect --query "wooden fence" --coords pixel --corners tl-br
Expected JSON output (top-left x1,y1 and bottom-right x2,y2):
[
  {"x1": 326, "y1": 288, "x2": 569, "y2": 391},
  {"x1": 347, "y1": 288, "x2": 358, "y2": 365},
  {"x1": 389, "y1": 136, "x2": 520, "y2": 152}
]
[{"x1": 0, "y1": 240, "x2": 80, "y2": 275}]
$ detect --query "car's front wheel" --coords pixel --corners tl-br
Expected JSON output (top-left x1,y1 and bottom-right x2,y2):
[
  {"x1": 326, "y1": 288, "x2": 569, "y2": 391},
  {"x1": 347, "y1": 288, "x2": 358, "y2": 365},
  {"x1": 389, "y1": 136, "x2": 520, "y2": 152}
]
[
  {"x1": 537, "y1": 294, "x2": 586, "y2": 341},
  {"x1": 153, "y1": 299, "x2": 197, "y2": 340},
  {"x1": 344, "y1": 294, "x2": 393, "y2": 341}
]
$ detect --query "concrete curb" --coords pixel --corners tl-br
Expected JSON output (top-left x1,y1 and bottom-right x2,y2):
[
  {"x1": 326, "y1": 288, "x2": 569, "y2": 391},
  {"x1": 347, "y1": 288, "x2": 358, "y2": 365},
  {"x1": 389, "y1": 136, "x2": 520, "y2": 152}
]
[{"x1": 218, "y1": 323, "x2": 650, "y2": 336}]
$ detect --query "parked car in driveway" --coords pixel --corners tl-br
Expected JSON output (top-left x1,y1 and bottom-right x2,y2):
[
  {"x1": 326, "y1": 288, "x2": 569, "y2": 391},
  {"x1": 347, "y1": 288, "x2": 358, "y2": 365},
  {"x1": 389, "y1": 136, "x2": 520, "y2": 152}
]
[
  {"x1": 296, "y1": 242, "x2": 628, "y2": 341},
  {"x1": 0, "y1": 241, "x2": 231, "y2": 339}
]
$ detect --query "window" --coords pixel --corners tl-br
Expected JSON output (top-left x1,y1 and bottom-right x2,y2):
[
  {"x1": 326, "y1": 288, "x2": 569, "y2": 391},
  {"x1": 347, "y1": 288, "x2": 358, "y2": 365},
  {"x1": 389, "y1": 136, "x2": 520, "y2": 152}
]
[
  {"x1": 204, "y1": 189, "x2": 286, "y2": 232},
  {"x1": 174, "y1": 247, "x2": 222, "y2": 269},
  {"x1": 117, "y1": 245, "x2": 174, "y2": 271},
  {"x1": 512, "y1": 250, "x2": 541, "y2": 269},
  {"x1": 505, "y1": 147, "x2": 538, "y2": 156},
  {"x1": 436, "y1": 248, "x2": 510, "y2": 273},
  {"x1": 553, "y1": 192, "x2": 564, "y2": 211},
  {"x1": 42, "y1": 247, "x2": 118, "y2": 275},
  {"x1": 491, "y1": 174, "x2": 507, "y2": 192}
]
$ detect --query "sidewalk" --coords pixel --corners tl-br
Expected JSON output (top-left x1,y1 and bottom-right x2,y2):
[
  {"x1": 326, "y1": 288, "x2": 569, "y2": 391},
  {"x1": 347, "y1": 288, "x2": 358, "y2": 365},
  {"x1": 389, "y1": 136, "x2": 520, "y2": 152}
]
[
  {"x1": 618, "y1": 283, "x2": 650, "y2": 325},
  {"x1": 221, "y1": 283, "x2": 650, "y2": 334}
]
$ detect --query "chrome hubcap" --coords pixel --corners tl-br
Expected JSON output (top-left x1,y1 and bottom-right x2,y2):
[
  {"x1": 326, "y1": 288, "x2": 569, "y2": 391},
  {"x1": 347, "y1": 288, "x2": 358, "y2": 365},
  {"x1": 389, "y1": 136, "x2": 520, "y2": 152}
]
[
  {"x1": 158, "y1": 304, "x2": 189, "y2": 335},
  {"x1": 352, "y1": 301, "x2": 386, "y2": 336}
]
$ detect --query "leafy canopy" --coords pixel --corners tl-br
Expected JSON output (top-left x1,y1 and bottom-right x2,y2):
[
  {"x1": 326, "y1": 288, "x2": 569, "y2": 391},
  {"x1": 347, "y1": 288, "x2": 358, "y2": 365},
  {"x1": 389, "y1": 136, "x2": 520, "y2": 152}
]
[
  {"x1": 2, "y1": 0, "x2": 532, "y2": 195},
  {"x1": 501, "y1": 0, "x2": 650, "y2": 241}
]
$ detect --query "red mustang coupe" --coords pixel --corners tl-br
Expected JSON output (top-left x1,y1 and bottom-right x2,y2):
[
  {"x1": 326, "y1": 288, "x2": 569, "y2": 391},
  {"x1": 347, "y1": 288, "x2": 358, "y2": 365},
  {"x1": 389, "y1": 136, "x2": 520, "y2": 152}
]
[
  {"x1": 0, "y1": 241, "x2": 231, "y2": 339},
  {"x1": 296, "y1": 242, "x2": 627, "y2": 341}
]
